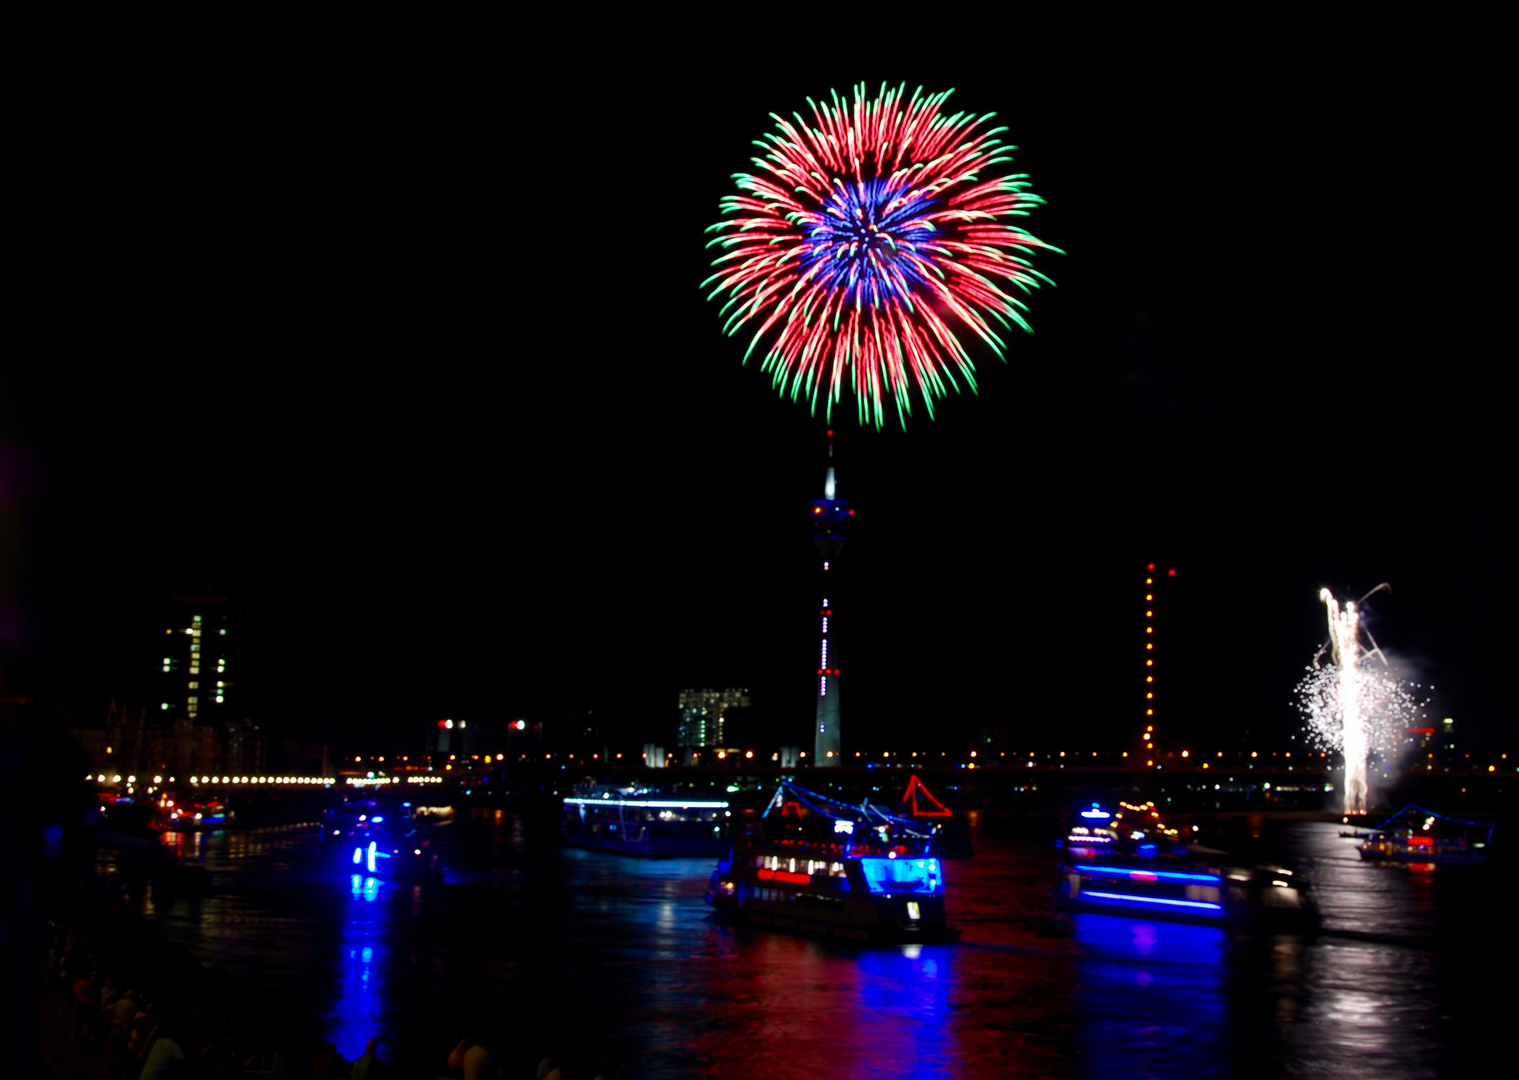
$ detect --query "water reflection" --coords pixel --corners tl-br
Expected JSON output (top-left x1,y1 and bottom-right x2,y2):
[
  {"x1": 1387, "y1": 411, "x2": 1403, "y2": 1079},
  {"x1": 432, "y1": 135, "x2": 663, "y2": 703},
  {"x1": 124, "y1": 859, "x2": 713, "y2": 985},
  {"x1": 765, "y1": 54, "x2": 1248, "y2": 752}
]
[
  {"x1": 1283, "y1": 822, "x2": 1449, "y2": 1077},
  {"x1": 107, "y1": 815, "x2": 1507, "y2": 1078},
  {"x1": 1075, "y1": 915, "x2": 1227, "y2": 1079},
  {"x1": 331, "y1": 875, "x2": 388, "y2": 1060},
  {"x1": 852, "y1": 944, "x2": 954, "y2": 1076}
]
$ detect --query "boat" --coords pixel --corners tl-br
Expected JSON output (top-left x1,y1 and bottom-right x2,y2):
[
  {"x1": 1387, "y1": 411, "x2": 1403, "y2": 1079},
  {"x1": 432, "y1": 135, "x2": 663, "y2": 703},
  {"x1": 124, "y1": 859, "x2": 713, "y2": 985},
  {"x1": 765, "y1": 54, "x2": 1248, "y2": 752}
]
[
  {"x1": 1055, "y1": 800, "x2": 1312, "y2": 928},
  {"x1": 561, "y1": 781, "x2": 730, "y2": 857},
  {"x1": 704, "y1": 781, "x2": 960, "y2": 943},
  {"x1": 1357, "y1": 804, "x2": 1493, "y2": 865},
  {"x1": 323, "y1": 795, "x2": 443, "y2": 881},
  {"x1": 156, "y1": 795, "x2": 235, "y2": 830}
]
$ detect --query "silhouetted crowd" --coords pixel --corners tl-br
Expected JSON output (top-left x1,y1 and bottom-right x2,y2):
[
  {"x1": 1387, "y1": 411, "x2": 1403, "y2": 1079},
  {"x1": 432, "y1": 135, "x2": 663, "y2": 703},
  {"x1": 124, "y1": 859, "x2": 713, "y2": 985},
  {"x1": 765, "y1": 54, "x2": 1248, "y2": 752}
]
[{"x1": 39, "y1": 879, "x2": 635, "y2": 1080}]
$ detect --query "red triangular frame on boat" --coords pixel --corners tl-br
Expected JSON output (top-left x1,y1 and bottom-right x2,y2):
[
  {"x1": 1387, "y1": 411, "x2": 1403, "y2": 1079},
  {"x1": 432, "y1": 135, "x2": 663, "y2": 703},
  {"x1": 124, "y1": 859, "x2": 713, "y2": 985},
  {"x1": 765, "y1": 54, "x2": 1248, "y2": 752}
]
[{"x1": 901, "y1": 775, "x2": 952, "y2": 818}]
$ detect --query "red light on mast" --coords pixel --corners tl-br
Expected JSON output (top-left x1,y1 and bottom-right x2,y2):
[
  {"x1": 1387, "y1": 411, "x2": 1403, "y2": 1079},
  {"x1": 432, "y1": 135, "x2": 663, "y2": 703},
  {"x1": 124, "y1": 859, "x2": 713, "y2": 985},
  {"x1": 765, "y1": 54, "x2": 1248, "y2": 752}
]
[
  {"x1": 1168, "y1": 569, "x2": 1176, "y2": 576},
  {"x1": 1146, "y1": 563, "x2": 1155, "y2": 570}
]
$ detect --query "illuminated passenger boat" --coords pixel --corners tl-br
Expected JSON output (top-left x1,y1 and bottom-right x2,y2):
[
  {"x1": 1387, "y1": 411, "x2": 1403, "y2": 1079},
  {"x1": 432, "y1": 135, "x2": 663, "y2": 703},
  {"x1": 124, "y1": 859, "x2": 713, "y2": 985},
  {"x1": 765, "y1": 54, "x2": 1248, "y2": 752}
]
[
  {"x1": 1357, "y1": 804, "x2": 1493, "y2": 866},
  {"x1": 1056, "y1": 801, "x2": 1310, "y2": 928},
  {"x1": 561, "y1": 785, "x2": 731, "y2": 857},
  {"x1": 705, "y1": 782, "x2": 959, "y2": 943}
]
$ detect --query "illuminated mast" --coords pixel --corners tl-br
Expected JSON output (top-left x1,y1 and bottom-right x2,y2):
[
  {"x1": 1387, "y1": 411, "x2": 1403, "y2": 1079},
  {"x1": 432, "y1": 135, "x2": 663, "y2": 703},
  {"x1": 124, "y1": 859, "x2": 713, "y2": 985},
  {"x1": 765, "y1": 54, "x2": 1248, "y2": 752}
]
[
  {"x1": 1140, "y1": 564, "x2": 1175, "y2": 767},
  {"x1": 811, "y1": 431, "x2": 852, "y2": 766}
]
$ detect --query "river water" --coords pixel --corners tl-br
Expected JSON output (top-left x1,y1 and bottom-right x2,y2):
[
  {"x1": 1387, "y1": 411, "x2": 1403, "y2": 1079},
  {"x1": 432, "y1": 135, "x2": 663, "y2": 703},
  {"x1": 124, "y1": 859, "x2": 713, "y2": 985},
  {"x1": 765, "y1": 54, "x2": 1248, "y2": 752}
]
[{"x1": 123, "y1": 809, "x2": 1508, "y2": 1078}]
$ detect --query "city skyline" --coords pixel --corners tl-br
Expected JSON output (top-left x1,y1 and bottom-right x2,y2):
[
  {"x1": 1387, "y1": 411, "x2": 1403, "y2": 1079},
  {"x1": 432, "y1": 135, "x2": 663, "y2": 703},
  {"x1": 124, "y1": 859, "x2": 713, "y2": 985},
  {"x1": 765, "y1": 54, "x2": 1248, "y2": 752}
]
[{"x1": 2, "y1": 40, "x2": 1508, "y2": 759}]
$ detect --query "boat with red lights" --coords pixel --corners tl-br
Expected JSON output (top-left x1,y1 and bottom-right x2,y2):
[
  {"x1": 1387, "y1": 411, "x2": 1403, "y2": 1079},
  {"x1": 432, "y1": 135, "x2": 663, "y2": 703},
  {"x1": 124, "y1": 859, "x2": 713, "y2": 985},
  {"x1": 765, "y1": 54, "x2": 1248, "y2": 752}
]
[
  {"x1": 1357, "y1": 805, "x2": 1493, "y2": 866},
  {"x1": 561, "y1": 782, "x2": 731, "y2": 857},
  {"x1": 898, "y1": 774, "x2": 974, "y2": 859},
  {"x1": 1056, "y1": 801, "x2": 1311, "y2": 928},
  {"x1": 154, "y1": 794, "x2": 235, "y2": 830},
  {"x1": 705, "y1": 781, "x2": 959, "y2": 943}
]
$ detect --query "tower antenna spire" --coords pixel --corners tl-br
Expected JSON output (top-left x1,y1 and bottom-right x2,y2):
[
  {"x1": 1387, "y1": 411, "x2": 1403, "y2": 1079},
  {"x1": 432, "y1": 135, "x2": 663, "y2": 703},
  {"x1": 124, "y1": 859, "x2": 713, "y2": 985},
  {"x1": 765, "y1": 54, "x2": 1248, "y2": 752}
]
[
  {"x1": 810, "y1": 428, "x2": 851, "y2": 766},
  {"x1": 824, "y1": 430, "x2": 836, "y2": 500}
]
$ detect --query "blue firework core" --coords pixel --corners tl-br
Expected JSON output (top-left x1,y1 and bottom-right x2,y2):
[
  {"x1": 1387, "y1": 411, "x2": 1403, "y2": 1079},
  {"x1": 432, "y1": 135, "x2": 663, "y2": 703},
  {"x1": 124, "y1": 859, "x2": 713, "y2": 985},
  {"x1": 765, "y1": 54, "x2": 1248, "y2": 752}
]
[{"x1": 803, "y1": 178, "x2": 937, "y2": 306}]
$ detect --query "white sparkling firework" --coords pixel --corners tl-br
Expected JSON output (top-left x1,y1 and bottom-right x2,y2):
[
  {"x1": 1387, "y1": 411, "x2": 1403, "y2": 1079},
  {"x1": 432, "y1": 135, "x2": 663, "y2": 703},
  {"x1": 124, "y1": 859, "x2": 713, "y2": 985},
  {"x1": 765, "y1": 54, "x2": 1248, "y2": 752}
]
[{"x1": 1294, "y1": 587, "x2": 1428, "y2": 815}]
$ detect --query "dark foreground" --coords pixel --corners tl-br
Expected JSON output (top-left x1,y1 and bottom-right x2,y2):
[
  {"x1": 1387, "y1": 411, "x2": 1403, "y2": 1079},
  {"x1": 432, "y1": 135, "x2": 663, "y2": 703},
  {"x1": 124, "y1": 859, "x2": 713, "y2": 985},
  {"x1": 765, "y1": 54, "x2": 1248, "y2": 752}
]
[{"x1": 41, "y1": 809, "x2": 1513, "y2": 1078}]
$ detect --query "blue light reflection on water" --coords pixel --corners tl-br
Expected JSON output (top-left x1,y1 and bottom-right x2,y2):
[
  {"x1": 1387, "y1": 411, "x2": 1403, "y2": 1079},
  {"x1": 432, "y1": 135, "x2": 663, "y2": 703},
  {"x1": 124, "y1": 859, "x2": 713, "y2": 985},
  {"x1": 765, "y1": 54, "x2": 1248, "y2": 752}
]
[
  {"x1": 853, "y1": 945, "x2": 954, "y2": 1077},
  {"x1": 1074, "y1": 914, "x2": 1228, "y2": 1079},
  {"x1": 330, "y1": 875, "x2": 387, "y2": 1061},
  {"x1": 118, "y1": 815, "x2": 1514, "y2": 1078}
]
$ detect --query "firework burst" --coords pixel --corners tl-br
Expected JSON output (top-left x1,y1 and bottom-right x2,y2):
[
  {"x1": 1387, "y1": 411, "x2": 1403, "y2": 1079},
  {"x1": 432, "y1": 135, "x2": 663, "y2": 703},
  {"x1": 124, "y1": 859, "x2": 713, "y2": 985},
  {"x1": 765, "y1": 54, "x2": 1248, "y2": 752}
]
[
  {"x1": 704, "y1": 82, "x2": 1059, "y2": 428},
  {"x1": 1295, "y1": 663, "x2": 1427, "y2": 758},
  {"x1": 1294, "y1": 588, "x2": 1429, "y2": 814}
]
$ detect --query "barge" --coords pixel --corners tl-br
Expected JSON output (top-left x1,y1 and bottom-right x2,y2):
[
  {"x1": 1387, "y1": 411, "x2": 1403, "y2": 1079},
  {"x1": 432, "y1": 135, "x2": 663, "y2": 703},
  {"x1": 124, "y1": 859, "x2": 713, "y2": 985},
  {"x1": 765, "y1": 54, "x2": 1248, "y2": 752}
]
[{"x1": 562, "y1": 784, "x2": 730, "y2": 857}]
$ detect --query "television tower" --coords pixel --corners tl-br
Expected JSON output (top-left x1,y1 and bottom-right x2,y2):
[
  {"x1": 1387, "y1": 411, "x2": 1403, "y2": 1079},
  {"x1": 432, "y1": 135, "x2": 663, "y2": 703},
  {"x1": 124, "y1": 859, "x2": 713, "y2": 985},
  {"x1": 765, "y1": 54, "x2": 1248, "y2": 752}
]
[{"x1": 810, "y1": 431, "x2": 852, "y2": 766}]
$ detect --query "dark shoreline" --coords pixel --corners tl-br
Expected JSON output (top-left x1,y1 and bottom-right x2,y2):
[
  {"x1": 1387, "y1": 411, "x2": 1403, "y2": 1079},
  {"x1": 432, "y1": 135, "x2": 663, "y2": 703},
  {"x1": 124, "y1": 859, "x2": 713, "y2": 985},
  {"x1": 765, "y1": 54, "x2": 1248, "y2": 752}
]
[
  {"x1": 40, "y1": 873, "x2": 298, "y2": 1080},
  {"x1": 37, "y1": 868, "x2": 471, "y2": 1080}
]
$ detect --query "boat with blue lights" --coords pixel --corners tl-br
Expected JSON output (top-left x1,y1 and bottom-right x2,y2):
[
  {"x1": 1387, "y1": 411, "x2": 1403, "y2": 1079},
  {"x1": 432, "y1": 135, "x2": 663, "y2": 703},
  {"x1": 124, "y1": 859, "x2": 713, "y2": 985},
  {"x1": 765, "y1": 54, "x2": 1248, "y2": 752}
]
[
  {"x1": 1056, "y1": 800, "x2": 1311, "y2": 928},
  {"x1": 323, "y1": 795, "x2": 443, "y2": 881},
  {"x1": 1357, "y1": 805, "x2": 1493, "y2": 865},
  {"x1": 705, "y1": 781, "x2": 959, "y2": 943},
  {"x1": 561, "y1": 782, "x2": 731, "y2": 857}
]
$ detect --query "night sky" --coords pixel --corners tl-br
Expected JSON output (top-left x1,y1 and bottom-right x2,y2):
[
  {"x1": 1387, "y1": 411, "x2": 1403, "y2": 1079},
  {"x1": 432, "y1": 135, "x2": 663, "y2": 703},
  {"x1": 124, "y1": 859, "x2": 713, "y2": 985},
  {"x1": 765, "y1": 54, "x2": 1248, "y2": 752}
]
[{"x1": 3, "y1": 30, "x2": 1509, "y2": 758}]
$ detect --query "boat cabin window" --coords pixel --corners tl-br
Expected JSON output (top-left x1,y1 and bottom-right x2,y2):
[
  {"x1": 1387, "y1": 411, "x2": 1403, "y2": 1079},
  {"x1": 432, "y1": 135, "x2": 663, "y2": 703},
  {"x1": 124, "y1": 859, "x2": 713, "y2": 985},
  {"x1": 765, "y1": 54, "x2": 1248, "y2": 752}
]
[{"x1": 859, "y1": 857, "x2": 942, "y2": 895}]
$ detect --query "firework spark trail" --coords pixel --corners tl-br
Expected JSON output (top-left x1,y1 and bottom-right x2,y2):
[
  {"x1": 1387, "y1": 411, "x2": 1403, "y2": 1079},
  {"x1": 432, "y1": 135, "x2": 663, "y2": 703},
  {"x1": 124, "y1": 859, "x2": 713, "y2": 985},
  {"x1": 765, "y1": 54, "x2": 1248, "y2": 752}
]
[
  {"x1": 705, "y1": 82, "x2": 1059, "y2": 429},
  {"x1": 1323, "y1": 589, "x2": 1370, "y2": 814},
  {"x1": 1297, "y1": 588, "x2": 1427, "y2": 815}
]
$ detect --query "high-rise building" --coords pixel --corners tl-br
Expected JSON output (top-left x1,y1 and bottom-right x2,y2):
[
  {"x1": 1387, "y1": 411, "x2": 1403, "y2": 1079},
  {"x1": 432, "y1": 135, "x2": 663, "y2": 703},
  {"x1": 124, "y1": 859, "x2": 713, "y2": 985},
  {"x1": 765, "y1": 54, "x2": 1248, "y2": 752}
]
[
  {"x1": 677, "y1": 688, "x2": 750, "y2": 749},
  {"x1": 811, "y1": 433, "x2": 851, "y2": 766},
  {"x1": 157, "y1": 594, "x2": 263, "y2": 773},
  {"x1": 157, "y1": 595, "x2": 239, "y2": 724}
]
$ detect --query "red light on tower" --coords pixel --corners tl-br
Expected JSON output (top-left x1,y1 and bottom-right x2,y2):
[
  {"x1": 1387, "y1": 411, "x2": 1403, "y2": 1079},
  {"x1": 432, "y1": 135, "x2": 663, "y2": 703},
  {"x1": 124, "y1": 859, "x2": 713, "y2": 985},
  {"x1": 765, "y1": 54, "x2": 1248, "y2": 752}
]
[
  {"x1": 1147, "y1": 563, "x2": 1155, "y2": 570},
  {"x1": 1168, "y1": 569, "x2": 1176, "y2": 576}
]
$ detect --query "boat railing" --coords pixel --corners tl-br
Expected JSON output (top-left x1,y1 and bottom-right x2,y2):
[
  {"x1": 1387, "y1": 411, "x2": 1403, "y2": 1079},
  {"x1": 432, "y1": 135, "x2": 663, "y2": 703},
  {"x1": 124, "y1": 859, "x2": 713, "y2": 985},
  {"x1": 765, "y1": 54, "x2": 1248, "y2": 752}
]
[{"x1": 741, "y1": 830, "x2": 934, "y2": 860}]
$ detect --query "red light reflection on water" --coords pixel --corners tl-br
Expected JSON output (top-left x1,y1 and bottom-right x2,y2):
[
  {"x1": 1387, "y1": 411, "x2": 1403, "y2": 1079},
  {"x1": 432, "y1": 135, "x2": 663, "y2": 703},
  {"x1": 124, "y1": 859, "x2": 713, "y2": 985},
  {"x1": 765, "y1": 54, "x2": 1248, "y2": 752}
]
[
  {"x1": 656, "y1": 838, "x2": 1081, "y2": 1078},
  {"x1": 104, "y1": 813, "x2": 1505, "y2": 1078}
]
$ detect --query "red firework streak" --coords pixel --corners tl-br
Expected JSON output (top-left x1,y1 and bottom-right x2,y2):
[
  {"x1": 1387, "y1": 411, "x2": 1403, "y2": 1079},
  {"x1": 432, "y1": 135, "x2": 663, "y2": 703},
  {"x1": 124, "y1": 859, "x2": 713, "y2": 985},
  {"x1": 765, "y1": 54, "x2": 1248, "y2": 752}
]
[{"x1": 705, "y1": 82, "x2": 1059, "y2": 428}]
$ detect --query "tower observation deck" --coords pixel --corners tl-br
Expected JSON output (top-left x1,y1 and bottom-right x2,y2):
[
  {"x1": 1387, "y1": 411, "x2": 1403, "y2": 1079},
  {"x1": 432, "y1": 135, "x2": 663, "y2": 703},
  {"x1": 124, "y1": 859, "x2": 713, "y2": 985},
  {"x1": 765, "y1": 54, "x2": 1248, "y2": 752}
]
[{"x1": 811, "y1": 431, "x2": 852, "y2": 766}]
